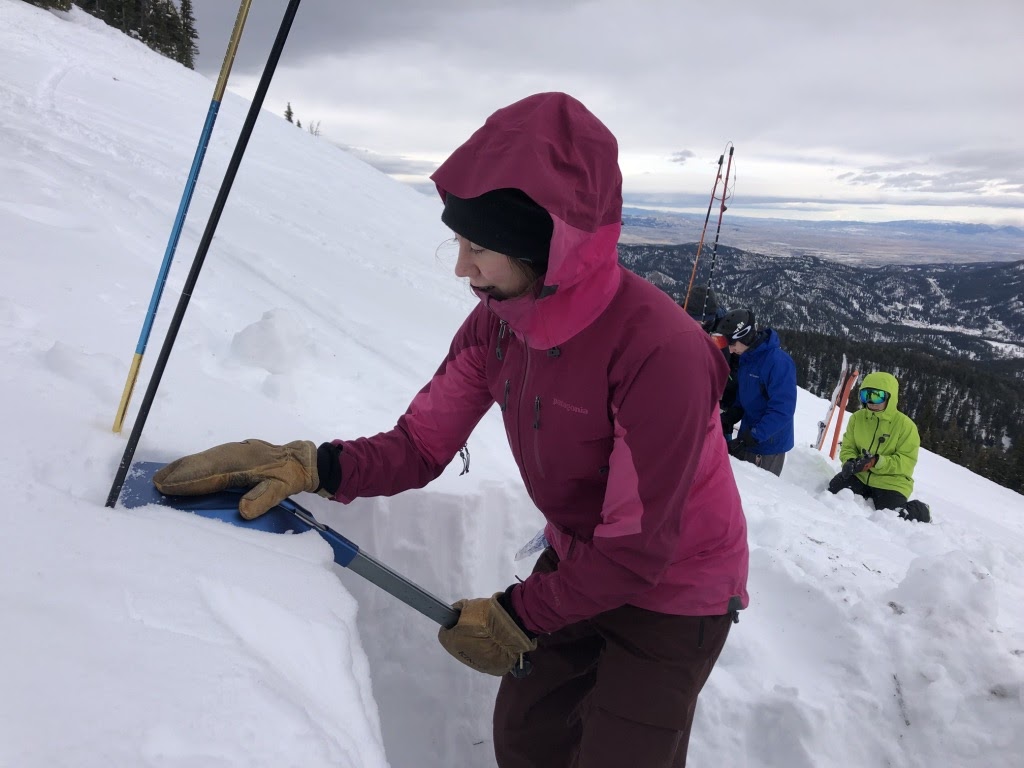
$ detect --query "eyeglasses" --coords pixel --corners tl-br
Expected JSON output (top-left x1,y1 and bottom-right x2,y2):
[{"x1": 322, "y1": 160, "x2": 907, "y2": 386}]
[{"x1": 859, "y1": 388, "x2": 889, "y2": 405}]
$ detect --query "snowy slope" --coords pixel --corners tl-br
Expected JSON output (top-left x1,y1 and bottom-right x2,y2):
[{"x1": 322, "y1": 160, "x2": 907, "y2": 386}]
[{"x1": 1, "y1": 4, "x2": 1022, "y2": 767}]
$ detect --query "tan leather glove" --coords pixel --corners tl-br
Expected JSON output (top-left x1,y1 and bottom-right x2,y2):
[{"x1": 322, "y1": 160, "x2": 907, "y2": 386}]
[
  {"x1": 438, "y1": 593, "x2": 537, "y2": 676},
  {"x1": 152, "y1": 439, "x2": 319, "y2": 520}
]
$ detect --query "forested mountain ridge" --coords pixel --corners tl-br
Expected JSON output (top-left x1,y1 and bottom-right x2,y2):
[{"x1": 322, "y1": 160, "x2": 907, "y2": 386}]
[
  {"x1": 23, "y1": 0, "x2": 199, "y2": 69},
  {"x1": 619, "y1": 243, "x2": 1024, "y2": 380}
]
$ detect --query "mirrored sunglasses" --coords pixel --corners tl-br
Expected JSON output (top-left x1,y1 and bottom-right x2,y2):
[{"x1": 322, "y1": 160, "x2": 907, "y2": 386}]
[{"x1": 859, "y1": 387, "x2": 889, "y2": 405}]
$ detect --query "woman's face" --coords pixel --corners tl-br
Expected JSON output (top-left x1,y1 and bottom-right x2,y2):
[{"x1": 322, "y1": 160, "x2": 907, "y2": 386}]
[{"x1": 453, "y1": 235, "x2": 535, "y2": 300}]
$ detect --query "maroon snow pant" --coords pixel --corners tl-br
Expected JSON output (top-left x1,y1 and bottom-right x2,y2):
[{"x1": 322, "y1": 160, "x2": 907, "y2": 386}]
[{"x1": 493, "y1": 548, "x2": 732, "y2": 768}]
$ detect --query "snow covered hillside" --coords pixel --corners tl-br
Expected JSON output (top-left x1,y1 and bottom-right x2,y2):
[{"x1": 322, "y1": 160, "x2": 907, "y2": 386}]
[{"x1": 1, "y1": 4, "x2": 1022, "y2": 767}]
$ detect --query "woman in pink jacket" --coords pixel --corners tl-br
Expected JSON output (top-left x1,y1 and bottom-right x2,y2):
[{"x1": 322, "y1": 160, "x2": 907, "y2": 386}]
[{"x1": 155, "y1": 92, "x2": 749, "y2": 767}]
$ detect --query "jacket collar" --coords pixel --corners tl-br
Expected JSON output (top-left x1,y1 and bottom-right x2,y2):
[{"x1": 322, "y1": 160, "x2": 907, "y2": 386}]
[{"x1": 481, "y1": 218, "x2": 622, "y2": 349}]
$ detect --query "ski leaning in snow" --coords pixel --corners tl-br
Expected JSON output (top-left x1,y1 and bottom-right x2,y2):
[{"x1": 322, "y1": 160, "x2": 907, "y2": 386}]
[
  {"x1": 829, "y1": 368, "x2": 861, "y2": 460},
  {"x1": 814, "y1": 354, "x2": 849, "y2": 450}
]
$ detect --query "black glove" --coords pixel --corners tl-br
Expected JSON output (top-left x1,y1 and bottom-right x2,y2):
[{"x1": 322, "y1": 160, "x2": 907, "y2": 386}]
[
  {"x1": 842, "y1": 451, "x2": 877, "y2": 477},
  {"x1": 316, "y1": 442, "x2": 344, "y2": 495},
  {"x1": 720, "y1": 404, "x2": 743, "y2": 437},
  {"x1": 727, "y1": 431, "x2": 755, "y2": 457},
  {"x1": 496, "y1": 585, "x2": 537, "y2": 640}
]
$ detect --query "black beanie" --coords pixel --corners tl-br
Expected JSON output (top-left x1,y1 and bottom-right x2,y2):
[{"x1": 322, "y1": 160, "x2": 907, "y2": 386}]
[{"x1": 441, "y1": 188, "x2": 553, "y2": 273}]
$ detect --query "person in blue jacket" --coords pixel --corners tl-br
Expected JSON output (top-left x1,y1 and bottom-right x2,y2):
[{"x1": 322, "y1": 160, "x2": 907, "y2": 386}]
[{"x1": 714, "y1": 308, "x2": 797, "y2": 476}]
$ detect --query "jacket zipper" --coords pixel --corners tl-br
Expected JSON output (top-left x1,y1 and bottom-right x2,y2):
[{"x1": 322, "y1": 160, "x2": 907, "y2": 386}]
[
  {"x1": 514, "y1": 334, "x2": 537, "y2": 500},
  {"x1": 532, "y1": 396, "x2": 545, "y2": 478},
  {"x1": 496, "y1": 320, "x2": 508, "y2": 361},
  {"x1": 865, "y1": 418, "x2": 882, "y2": 486}
]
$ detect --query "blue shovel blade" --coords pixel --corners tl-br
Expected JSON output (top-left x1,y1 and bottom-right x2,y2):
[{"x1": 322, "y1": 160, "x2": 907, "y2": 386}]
[{"x1": 119, "y1": 461, "x2": 309, "y2": 535}]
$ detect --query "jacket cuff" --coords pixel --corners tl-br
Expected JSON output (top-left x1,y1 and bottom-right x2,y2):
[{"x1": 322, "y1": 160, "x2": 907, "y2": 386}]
[
  {"x1": 316, "y1": 442, "x2": 343, "y2": 495},
  {"x1": 497, "y1": 584, "x2": 537, "y2": 639}
]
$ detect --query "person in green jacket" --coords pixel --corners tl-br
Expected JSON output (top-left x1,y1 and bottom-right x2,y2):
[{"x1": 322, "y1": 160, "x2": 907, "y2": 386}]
[{"x1": 827, "y1": 371, "x2": 931, "y2": 522}]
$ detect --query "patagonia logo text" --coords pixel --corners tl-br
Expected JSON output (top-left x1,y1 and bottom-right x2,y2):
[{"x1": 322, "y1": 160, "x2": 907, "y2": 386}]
[{"x1": 554, "y1": 398, "x2": 589, "y2": 415}]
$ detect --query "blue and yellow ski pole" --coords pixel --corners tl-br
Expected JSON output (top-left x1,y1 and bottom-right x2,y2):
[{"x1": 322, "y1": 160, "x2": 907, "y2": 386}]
[{"x1": 112, "y1": 0, "x2": 254, "y2": 433}]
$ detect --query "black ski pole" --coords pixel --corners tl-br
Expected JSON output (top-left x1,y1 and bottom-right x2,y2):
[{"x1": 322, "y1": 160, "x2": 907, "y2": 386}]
[
  {"x1": 106, "y1": 0, "x2": 304, "y2": 508},
  {"x1": 699, "y1": 144, "x2": 735, "y2": 320}
]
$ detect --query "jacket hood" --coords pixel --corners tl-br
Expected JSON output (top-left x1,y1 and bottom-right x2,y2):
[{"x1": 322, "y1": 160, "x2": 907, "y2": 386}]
[
  {"x1": 860, "y1": 371, "x2": 901, "y2": 411},
  {"x1": 741, "y1": 328, "x2": 778, "y2": 360},
  {"x1": 430, "y1": 92, "x2": 624, "y2": 348}
]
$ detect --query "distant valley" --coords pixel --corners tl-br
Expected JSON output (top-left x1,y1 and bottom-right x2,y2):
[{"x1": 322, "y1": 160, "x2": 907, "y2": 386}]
[{"x1": 621, "y1": 208, "x2": 1024, "y2": 265}]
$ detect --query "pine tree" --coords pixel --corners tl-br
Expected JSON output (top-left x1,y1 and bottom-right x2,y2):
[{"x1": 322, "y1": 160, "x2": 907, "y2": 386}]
[
  {"x1": 178, "y1": 0, "x2": 199, "y2": 69},
  {"x1": 284, "y1": 103, "x2": 294, "y2": 123},
  {"x1": 139, "y1": 1, "x2": 183, "y2": 61},
  {"x1": 77, "y1": 0, "x2": 194, "y2": 67},
  {"x1": 23, "y1": 0, "x2": 73, "y2": 10}
]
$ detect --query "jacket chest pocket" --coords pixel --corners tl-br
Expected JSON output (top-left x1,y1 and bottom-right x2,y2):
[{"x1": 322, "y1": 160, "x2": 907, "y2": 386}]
[{"x1": 531, "y1": 404, "x2": 613, "y2": 482}]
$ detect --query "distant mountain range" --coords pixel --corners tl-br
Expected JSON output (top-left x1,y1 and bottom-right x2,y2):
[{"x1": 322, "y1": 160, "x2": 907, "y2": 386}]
[
  {"x1": 618, "y1": 242, "x2": 1024, "y2": 379},
  {"x1": 621, "y1": 208, "x2": 1024, "y2": 265}
]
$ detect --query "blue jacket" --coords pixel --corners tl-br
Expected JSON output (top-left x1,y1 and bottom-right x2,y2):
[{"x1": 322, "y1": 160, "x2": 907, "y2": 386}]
[{"x1": 735, "y1": 329, "x2": 797, "y2": 454}]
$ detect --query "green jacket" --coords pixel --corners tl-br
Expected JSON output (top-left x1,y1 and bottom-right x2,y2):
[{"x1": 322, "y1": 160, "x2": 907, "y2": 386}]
[{"x1": 838, "y1": 371, "x2": 920, "y2": 497}]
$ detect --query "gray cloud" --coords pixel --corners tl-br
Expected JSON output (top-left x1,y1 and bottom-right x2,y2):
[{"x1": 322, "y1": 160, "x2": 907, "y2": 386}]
[
  {"x1": 328, "y1": 142, "x2": 439, "y2": 177},
  {"x1": 191, "y1": 0, "x2": 588, "y2": 74},
  {"x1": 187, "y1": 0, "x2": 1024, "y2": 224},
  {"x1": 840, "y1": 155, "x2": 1024, "y2": 196},
  {"x1": 627, "y1": 190, "x2": 1024, "y2": 212}
]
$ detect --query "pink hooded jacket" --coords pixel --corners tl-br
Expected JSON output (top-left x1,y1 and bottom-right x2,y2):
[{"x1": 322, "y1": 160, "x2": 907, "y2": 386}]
[{"x1": 330, "y1": 93, "x2": 749, "y2": 634}]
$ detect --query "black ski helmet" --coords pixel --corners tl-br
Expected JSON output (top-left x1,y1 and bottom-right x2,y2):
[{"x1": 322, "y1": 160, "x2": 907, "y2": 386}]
[{"x1": 716, "y1": 308, "x2": 756, "y2": 343}]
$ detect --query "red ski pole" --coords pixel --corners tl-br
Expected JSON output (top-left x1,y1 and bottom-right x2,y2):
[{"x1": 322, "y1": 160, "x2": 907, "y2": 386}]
[{"x1": 682, "y1": 152, "x2": 724, "y2": 311}]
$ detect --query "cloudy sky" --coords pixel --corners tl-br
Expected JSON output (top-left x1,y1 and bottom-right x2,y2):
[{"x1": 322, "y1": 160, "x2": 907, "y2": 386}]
[{"x1": 188, "y1": 0, "x2": 1023, "y2": 225}]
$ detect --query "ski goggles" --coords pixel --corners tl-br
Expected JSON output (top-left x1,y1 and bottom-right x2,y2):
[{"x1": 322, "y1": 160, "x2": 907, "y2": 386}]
[{"x1": 859, "y1": 387, "x2": 889, "y2": 405}]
